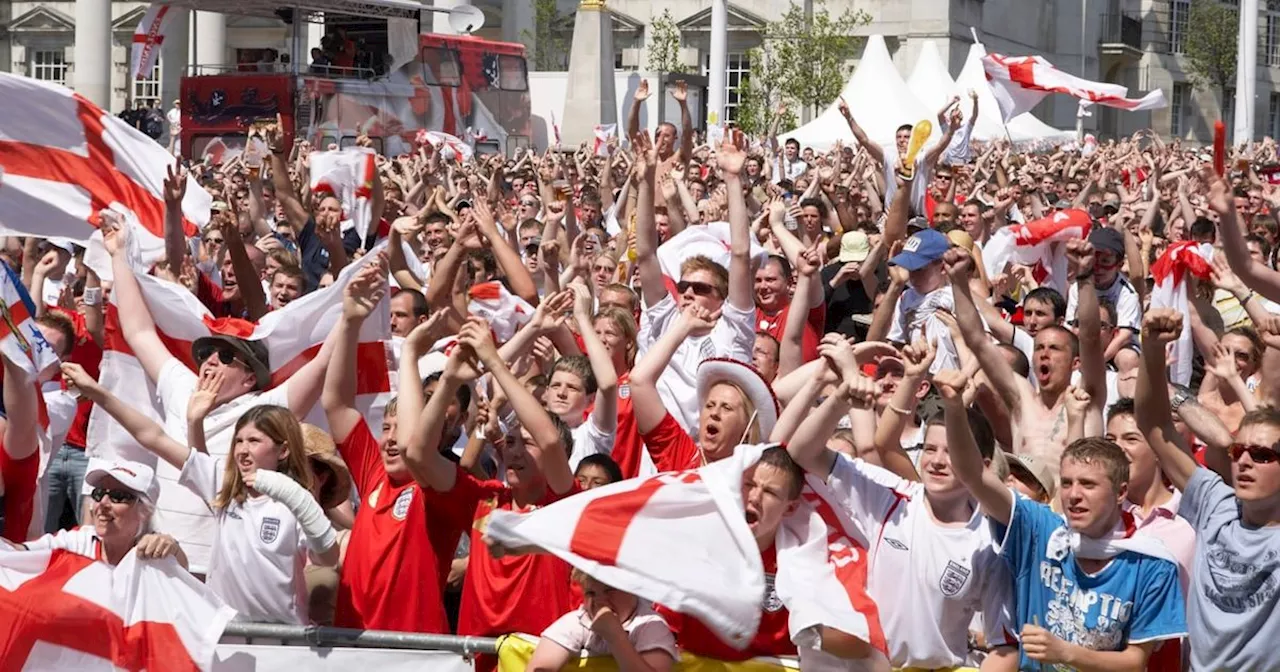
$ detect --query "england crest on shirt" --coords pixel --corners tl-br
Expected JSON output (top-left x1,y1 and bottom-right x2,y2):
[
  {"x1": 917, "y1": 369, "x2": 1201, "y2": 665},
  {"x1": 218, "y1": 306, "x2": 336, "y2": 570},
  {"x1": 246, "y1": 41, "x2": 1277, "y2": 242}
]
[
  {"x1": 393, "y1": 487, "x2": 415, "y2": 521},
  {"x1": 260, "y1": 517, "x2": 281, "y2": 543},
  {"x1": 762, "y1": 573, "x2": 784, "y2": 612},
  {"x1": 619, "y1": 383, "x2": 630, "y2": 399},
  {"x1": 939, "y1": 559, "x2": 971, "y2": 597}
]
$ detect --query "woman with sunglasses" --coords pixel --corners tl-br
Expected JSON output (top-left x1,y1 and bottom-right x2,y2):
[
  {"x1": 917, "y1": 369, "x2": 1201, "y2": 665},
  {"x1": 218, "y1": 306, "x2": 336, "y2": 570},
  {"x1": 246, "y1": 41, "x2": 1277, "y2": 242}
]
[
  {"x1": 62, "y1": 364, "x2": 339, "y2": 625},
  {"x1": 7, "y1": 457, "x2": 186, "y2": 569}
]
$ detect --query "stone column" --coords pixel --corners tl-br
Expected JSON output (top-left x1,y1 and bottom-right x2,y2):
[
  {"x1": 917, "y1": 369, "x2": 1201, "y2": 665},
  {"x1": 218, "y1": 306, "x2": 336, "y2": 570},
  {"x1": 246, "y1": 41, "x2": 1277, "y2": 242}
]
[
  {"x1": 707, "y1": 0, "x2": 727, "y2": 129},
  {"x1": 73, "y1": 0, "x2": 112, "y2": 106},
  {"x1": 194, "y1": 11, "x2": 227, "y2": 70},
  {"x1": 560, "y1": 0, "x2": 616, "y2": 147},
  {"x1": 160, "y1": 8, "x2": 189, "y2": 106},
  {"x1": 502, "y1": 0, "x2": 536, "y2": 52}
]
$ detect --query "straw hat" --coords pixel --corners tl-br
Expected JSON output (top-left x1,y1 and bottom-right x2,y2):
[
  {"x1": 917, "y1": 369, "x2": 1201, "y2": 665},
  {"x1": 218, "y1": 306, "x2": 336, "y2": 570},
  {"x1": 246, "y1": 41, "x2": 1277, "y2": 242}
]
[{"x1": 302, "y1": 424, "x2": 352, "y2": 510}]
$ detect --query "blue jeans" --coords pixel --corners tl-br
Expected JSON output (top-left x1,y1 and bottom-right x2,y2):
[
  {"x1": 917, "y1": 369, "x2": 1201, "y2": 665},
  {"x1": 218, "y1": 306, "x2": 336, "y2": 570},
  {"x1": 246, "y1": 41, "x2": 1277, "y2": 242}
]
[{"x1": 45, "y1": 445, "x2": 89, "y2": 533}]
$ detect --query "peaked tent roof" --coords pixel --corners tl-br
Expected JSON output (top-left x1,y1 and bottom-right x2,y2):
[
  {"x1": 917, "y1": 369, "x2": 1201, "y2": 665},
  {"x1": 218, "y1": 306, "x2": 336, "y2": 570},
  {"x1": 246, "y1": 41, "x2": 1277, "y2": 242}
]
[
  {"x1": 906, "y1": 40, "x2": 957, "y2": 115},
  {"x1": 781, "y1": 35, "x2": 938, "y2": 151},
  {"x1": 954, "y1": 42, "x2": 1072, "y2": 144}
]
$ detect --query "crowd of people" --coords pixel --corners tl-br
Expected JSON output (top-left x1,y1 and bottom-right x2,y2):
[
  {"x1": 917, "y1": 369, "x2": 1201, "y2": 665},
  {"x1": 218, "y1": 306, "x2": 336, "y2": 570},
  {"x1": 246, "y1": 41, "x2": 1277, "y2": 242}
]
[{"x1": 2, "y1": 78, "x2": 1279, "y2": 672}]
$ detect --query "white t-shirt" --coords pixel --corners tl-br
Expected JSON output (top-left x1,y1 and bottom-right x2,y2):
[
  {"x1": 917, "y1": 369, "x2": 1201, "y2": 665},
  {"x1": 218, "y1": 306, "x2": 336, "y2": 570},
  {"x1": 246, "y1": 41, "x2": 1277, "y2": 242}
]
[
  {"x1": 24, "y1": 526, "x2": 101, "y2": 560},
  {"x1": 1066, "y1": 275, "x2": 1142, "y2": 333},
  {"x1": 879, "y1": 141, "x2": 931, "y2": 214},
  {"x1": 568, "y1": 412, "x2": 615, "y2": 473},
  {"x1": 179, "y1": 450, "x2": 312, "y2": 625},
  {"x1": 636, "y1": 294, "x2": 755, "y2": 434},
  {"x1": 153, "y1": 357, "x2": 291, "y2": 574},
  {"x1": 539, "y1": 600, "x2": 678, "y2": 660},
  {"x1": 827, "y1": 456, "x2": 1017, "y2": 668},
  {"x1": 887, "y1": 285, "x2": 960, "y2": 374}
]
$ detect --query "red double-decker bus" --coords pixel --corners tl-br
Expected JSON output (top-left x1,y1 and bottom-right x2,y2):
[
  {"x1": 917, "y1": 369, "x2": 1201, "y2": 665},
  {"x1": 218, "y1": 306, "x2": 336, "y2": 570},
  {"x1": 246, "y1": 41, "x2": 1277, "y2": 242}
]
[{"x1": 181, "y1": 32, "x2": 531, "y2": 162}]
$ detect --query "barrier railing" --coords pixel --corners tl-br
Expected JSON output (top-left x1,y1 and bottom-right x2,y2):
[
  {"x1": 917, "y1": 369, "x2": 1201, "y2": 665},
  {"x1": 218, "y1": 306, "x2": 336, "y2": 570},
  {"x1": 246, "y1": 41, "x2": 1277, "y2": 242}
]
[{"x1": 220, "y1": 622, "x2": 500, "y2": 655}]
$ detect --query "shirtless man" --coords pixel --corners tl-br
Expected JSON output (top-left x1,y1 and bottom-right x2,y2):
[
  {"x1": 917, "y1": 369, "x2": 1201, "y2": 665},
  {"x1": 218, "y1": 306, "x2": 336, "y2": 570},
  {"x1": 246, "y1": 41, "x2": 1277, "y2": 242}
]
[
  {"x1": 627, "y1": 78, "x2": 692, "y2": 175},
  {"x1": 945, "y1": 243, "x2": 1106, "y2": 475}
]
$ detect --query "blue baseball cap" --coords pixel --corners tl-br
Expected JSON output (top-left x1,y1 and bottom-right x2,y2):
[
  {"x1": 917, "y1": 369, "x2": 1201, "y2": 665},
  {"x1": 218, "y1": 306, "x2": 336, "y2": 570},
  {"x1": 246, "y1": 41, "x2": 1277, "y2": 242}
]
[{"x1": 889, "y1": 229, "x2": 950, "y2": 271}]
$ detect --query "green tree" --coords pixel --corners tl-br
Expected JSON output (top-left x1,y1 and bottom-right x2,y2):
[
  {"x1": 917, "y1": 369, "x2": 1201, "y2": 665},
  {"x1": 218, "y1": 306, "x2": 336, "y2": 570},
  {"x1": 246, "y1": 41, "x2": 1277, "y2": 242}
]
[
  {"x1": 646, "y1": 8, "x2": 689, "y2": 74},
  {"x1": 1182, "y1": 0, "x2": 1238, "y2": 113},
  {"x1": 767, "y1": 1, "x2": 872, "y2": 121},
  {"x1": 523, "y1": 0, "x2": 570, "y2": 71},
  {"x1": 734, "y1": 45, "x2": 796, "y2": 136}
]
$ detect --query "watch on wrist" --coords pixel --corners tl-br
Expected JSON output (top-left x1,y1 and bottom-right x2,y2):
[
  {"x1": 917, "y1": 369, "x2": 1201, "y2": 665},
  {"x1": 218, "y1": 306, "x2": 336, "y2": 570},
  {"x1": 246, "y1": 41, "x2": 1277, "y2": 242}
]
[{"x1": 1170, "y1": 387, "x2": 1193, "y2": 413}]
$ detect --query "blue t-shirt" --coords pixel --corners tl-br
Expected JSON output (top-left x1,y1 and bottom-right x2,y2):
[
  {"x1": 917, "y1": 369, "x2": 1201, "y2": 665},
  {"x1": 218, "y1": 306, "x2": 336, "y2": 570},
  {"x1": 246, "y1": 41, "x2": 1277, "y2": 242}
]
[{"x1": 991, "y1": 496, "x2": 1186, "y2": 669}]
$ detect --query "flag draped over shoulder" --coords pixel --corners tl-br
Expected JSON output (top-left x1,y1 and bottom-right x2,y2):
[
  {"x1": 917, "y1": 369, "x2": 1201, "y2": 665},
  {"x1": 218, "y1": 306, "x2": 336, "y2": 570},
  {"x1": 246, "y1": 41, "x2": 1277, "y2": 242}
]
[
  {"x1": 131, "y1": 4, "x2": 175, "y2": 79},
  {"x1": 982, "y1": 209, "x2": 1092, "y2": 295},
  {"x1": 309, "y1": 148, "x2": 377, "y2": 242},
  {"x1": 0, "y1": 73, "x2": 210, "y2": 268},
  {"x1": 1151, "y1": 242, "x2": 1213, "y2": 386},
  {"x1": 0, "y1": 548, "x2": 234, "y2": 671},
  {"x1": 982, "y1": 52, "x2": 1166, "y2": 122}
]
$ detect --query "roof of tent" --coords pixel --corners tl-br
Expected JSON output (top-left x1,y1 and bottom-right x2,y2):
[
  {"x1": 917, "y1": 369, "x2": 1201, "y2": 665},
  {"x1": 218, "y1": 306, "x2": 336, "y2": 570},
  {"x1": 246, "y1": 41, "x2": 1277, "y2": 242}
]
[
  {"x1": 906, "y1": 40, "x2": 957, "y2": 115},
  {"x1": 780, "y1": 35, "x2": 938, "y2": 152},
  {"x1": 159, "y1": 0, "x2": 425, "y2": 20},
  {"x1": 954, "y1": 42, "x2": 1073, "y2": 144}
]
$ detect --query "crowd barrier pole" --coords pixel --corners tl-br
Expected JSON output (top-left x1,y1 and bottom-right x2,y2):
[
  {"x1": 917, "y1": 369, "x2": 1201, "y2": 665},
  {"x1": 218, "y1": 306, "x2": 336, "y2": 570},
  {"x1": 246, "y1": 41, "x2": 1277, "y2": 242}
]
[{"x1": 220, "y1": 622, "x2": 500, "y2": 655}]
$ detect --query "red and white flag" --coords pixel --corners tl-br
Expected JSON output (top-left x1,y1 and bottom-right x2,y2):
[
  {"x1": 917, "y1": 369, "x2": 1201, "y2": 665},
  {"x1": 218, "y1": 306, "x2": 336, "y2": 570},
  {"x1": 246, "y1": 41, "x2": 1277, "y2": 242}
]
[
  {"x1": 1151, "y1": 242, "x2": 1213, "y2": 385},
  {"x1": 468, "y1": 281, "x2": 533, "y2": 343},
  {"x1": 309, "y1": 148, "x2": 376, "y2": 242},
  {"x1": 982, "y1": 209, "x2": 1092, "y2": 295},
  {"x1": 485, "y1": 445, "x2": 887, "y2": 659},
  {"x1": 982, "y1": 52, "x2": 1166, "y2": 122},
  {"x1": 592, "y1": 124, "x2": 616, "y2": 157},
  {"x1": 0, "y1": 73, "x2": 210, "y2": 267},
  {"x1": 656, "y1": 222, "x2": 769, "y2": 290},
  {"x1": 415, "y1": 130, "x2": 473, "y2": 162},
  {"x1": 0, "y1": 548, "x2": 234, "y2": 670},
  {"x1": 130, "y1": 4, "x2": 175, "y2": 79}
]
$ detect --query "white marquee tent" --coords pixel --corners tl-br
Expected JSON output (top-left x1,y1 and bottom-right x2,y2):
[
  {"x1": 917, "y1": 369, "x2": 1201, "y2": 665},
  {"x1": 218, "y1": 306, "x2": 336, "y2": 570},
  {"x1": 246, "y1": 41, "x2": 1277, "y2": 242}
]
[
  {"x1": 780, "y1": 35, "x2": 938, "y2": 152},
  {"x1": 906, "y1": 40, "x2": 959, "y2": 116},
  {"x1": 953, "y1": 42, "x2": 1073, "y2": 144}
]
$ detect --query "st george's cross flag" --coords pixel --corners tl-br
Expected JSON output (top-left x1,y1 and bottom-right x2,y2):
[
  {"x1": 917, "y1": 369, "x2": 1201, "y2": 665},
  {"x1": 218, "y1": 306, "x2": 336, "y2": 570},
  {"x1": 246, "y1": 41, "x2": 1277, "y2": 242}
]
[
  {"x1": 1151, "y1": 241, "x2": 1213, "y2": 386},
  {"x1": 131, "y1": 4, "x2": 176, "y2": 79},
  {"x1": 0, "y1": 73, "x2": 210, "y2": 268},
  {"x1": 309, "y1": 147, "x2": 377, "y2": 242},
  {"x1": 982, "y1": 52, "x2": 1166, "y2": 122},
  {"x1": 982, "y1": 208, "x2": 1093, "y2": 295},
  {"x1": 0, "y1": 547, "x2": 233, "y2": 671}
]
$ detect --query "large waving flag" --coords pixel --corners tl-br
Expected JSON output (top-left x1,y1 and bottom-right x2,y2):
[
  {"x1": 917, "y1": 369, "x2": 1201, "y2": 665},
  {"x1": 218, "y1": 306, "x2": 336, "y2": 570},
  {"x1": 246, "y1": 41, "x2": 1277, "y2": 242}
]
[
  {"x1": 485, "y1": 445, "x2": 887, "y2": 660},
  {"x1": 0, "y1": 73, "x2": 210, "y2": 266},
  {"x1": 130, "y1": 4, "x2": 176, "y2": 79},
  {"x1": 0, "y1": 548, "x2": 233, "y2": 670},
  {"x1": 1151, "y1": 242, "x2": 1213, "y2": 386},
  {"x1": 309, "y1": 148, "x2": 376, "y2": 242},
  {"x1": 85, "y1": 248, "x2": 392, "y2": 571},
  {"x1": 982, "y1": 209, "x2": 1092, "y2": 295},
  {"x1": 982, "y1": 53, "x2": 1166, "y2": 122}
]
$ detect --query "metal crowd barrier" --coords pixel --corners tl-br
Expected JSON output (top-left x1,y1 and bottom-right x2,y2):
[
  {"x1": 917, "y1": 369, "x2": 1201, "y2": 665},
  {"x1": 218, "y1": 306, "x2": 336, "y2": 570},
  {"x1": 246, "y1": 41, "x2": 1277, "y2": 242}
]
[{"x1": 220, "y1": 621, "x2": 500, "y2": 655}]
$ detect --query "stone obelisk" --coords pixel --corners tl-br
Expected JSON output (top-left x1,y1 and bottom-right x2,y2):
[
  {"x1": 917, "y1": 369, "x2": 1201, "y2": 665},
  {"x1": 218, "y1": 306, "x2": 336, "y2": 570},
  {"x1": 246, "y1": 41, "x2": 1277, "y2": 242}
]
[{"x1": 560, "y1": 0, "x2": 617, "y2": 148}]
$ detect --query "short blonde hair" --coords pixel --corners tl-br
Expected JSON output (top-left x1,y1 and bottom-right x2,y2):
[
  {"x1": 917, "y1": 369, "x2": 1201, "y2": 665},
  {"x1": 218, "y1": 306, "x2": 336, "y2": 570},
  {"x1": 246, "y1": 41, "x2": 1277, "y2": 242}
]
[{"x1": 679, "y1": 255, "x2": 728, "y2": 297}]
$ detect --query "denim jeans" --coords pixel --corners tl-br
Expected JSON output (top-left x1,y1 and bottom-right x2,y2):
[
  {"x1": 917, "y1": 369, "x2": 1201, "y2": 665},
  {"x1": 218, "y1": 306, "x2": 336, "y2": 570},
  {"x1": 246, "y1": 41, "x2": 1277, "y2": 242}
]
[{"x1": 45, "y1": 444, "x2": 89, "y2": 533}]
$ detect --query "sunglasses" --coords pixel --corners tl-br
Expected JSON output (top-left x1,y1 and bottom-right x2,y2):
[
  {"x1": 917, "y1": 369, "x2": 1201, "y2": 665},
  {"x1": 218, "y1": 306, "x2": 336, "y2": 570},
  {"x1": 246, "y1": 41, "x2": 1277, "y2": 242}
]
[
  {"x1": 205, "y1": 236, "x2": 224, "y2": 245},
  {"x1": 676, "y1": 280, "x2": 720, "y2": 297},
  {"x1": 195, "y1": 344, "x2": 248, "y2": 369},
  {"x1": 1229, "y1": 443, "x2": 1280, "y2": 464},
  {"x1": 91, "y1": 487, "x2": 138, "y2": 504}
]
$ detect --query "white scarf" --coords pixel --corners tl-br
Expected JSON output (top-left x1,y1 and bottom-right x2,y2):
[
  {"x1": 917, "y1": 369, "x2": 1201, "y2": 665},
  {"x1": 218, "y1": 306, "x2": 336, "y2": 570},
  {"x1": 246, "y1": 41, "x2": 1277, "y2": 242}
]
[{"x1": 1045, "y1": 511, "x2": 1178, "y2": 565}]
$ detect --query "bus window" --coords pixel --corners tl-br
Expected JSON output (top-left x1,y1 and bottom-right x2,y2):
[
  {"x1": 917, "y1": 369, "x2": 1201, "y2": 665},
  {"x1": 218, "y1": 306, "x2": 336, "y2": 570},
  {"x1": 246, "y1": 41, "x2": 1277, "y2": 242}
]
[
  {"x1": 422, "y1": 47, "x2": 462, "y2": 87},
  {"x1": 339, "y1": 135, "x2": 385, "y2": 155},
  {"x1": 497, "y1": 55, "x2": 528, "y2": 91}
]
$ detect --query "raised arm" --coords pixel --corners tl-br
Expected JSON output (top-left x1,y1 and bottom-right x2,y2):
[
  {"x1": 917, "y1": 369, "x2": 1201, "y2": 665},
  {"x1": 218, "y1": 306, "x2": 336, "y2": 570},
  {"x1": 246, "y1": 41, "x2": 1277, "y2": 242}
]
[
  {"x1": 630, "y1": 306, "x2": 713, "y2": 434},
  {"x1": 934, "y1": 369, "x2": 1013, "y2": 526},
  {"x1": 162, "y1": 163, "x2": 191, "y2": 268},
  {"x1": 837, "y1": 98, "x2": 884, "y2": 168},
  {"x1": 472, "y1": 199, "x2": 538, "y2": 305},
  {"x1": 62, "y1": 362, "x2": 190, "y2": 469},
  {"x1": 570, "y1": 284, "x2": 617, "y2": 432},
  {"x1": 102, "y1": 215, "x2": 175, "y2": 384},
  {"x1": 632, "y1": 132, "x2": 668, "y2": 309},
  {"x1": 626, "y1": 80, "x2": 650, "y2": 148},
  {"x1": 717, "y1": 135, "x2": 754, "y2": 312},
  {"x1": 944, "y1": 248, "x2": 1028, "y2": 415},
  {"x1": 1134, "y1": 309, "x2": 1199, "y2": 491},
  {"x1": 401, "y1": 329, "x2": 474, "y2": 493},
  {"x1": 672, "y1": 81, "x2": 694, "y2": 165},
  {"x1": 778, "y1": 243, "x2": 820, "y2": 376},
  {"x1": 1206, "y1": 166, "x2": 1280, "y2": 302},
  {"x1": 2, "y1": 356, "x2": 37, "y2": 460},
  {"x1": 321, "y1": 258, "x2": 389, "y2": 443},
  {"x1": 1067, "y1": 241, "x2": 1106, "y2": 433}
]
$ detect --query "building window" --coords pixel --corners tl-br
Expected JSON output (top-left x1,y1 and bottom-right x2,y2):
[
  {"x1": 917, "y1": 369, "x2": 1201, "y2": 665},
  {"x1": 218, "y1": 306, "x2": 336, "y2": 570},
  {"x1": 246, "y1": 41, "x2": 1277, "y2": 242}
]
[
  {"x1": 1271, "y1": 92, "x2": 1280, "y2": 139},
  {"x1": 1169, "y1": 0, "x2": 1190, "y2": 54},
  {"x1": 30, "y1": 49, "x2": 68, "y2": 85},
  {"x1": 702, "y1": 52, "x2": 751, "y2": 124},
  {"x1": 1172, "y1": 83, "x2": 1188, "y2": 136},
  {"x1": 133, "y1": 57, "x2": 162, "y2": 107},
  {"x1": 1269, "y1": 8, "x2": 1280, "y2": 67}
]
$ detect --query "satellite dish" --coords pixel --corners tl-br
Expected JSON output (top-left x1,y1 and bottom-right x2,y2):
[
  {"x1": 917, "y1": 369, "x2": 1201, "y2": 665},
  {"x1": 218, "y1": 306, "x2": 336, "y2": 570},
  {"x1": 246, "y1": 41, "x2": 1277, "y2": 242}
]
[{"x1": 448, "y1": 4, "x2": 485, "y2": 34}]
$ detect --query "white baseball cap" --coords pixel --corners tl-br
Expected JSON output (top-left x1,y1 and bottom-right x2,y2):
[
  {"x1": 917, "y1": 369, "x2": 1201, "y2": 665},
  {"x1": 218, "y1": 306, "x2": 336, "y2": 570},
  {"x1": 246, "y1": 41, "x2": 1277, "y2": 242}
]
[{"x1": 84, "y1": 458, "x2": 159, "y2": 505}]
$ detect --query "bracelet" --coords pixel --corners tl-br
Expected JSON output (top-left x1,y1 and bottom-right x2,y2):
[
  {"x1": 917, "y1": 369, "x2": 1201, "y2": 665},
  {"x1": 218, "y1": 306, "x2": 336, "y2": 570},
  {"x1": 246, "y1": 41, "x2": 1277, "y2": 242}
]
[
  {"x1": 1240, "y1": 291, "x2": 1256, "y2": 305},
  {"x1": 887, "y1": 402, "x2": 913, "y2": 415},
  {"x1": 82, "y1": 287, "x2": 102, "y2": 306},
  {"x1": 1075, "y1": 272, "x2": 1094, "y2": 283}
]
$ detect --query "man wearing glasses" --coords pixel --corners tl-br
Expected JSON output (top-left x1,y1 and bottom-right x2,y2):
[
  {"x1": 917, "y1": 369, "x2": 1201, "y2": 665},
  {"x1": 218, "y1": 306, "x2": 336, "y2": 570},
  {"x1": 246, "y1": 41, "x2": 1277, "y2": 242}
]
[
  {"x1": 1137, "y1": 309, "x2": 1280, "y2": 671},
  {"x1": 102, "y1": 221, "x2": 332, "y2": 576}
]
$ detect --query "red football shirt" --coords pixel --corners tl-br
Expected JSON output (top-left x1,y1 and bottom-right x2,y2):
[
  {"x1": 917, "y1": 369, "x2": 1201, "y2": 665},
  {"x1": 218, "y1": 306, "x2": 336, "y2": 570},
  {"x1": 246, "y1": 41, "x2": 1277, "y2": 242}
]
[
  {"x1": 49, "y1": 308, "x2": 102, "y2": 449},
  {"x1": 642, "y1": 412, "x2": 700, "y2": 473},
  {"x1": 754, "y1": 300, "x2": 826, "y2": 363},
  {"x1": 658, "y1": 546, "x2": 795, "y2": 661},
  {"x1": 455, "y1": 473, "x2": 581, "y2": 638},
  {"x1": 334, "y1": 420, "x2": 473, "y2": 633},
  {"x1": 608, "y1": 372, "x2": 649, "y2": 480}
]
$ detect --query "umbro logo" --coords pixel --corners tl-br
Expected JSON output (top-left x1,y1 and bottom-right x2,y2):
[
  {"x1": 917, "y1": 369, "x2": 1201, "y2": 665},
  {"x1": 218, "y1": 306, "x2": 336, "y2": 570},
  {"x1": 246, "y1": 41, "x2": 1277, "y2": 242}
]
[{"x1": 884, "y1": 538, "x2": 908, "y2": 551}]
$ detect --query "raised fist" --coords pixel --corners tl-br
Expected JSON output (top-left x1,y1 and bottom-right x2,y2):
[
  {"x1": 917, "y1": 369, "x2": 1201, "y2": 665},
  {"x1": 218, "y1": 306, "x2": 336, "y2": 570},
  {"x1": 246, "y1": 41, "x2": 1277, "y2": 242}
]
[{"x1": 1141, "y1": 309, "x2": 1183, "y2": 347}]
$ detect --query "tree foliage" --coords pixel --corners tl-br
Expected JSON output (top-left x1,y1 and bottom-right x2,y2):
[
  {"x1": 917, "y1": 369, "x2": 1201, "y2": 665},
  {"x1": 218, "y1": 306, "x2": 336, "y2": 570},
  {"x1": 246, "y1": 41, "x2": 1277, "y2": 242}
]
[
  {"x1": 734, "y1": 1, "x2": 870, "y2": 133},
  {"x1": 647, "y1": 9, "x2": 689, "y2": 74},
  {"x1": 523, "y1": 0, "x2": 570, "y2": 71},
  {"x1": 1183, "y1": 0, "x2": 1238, "y2": 106}
]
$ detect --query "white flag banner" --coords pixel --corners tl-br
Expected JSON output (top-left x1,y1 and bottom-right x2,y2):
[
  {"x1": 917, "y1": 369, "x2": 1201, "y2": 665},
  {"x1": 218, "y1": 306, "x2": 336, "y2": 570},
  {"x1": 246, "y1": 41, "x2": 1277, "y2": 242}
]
[
  {"x1": 981, "y1": 52, "x2": 1166, "y2": 122},
  {"x1": 309, "y1": 148, "x2": 376, "y2": 242},
  {"x1": 1150, "y1": 242, "x2": 1213, "y2": 386},
  {"x1": 131, "y1": 3, "x2": 176, "y2": 79},
  {"x1": 0, "y1": 548, "x2": 234, "y2": 670}
]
